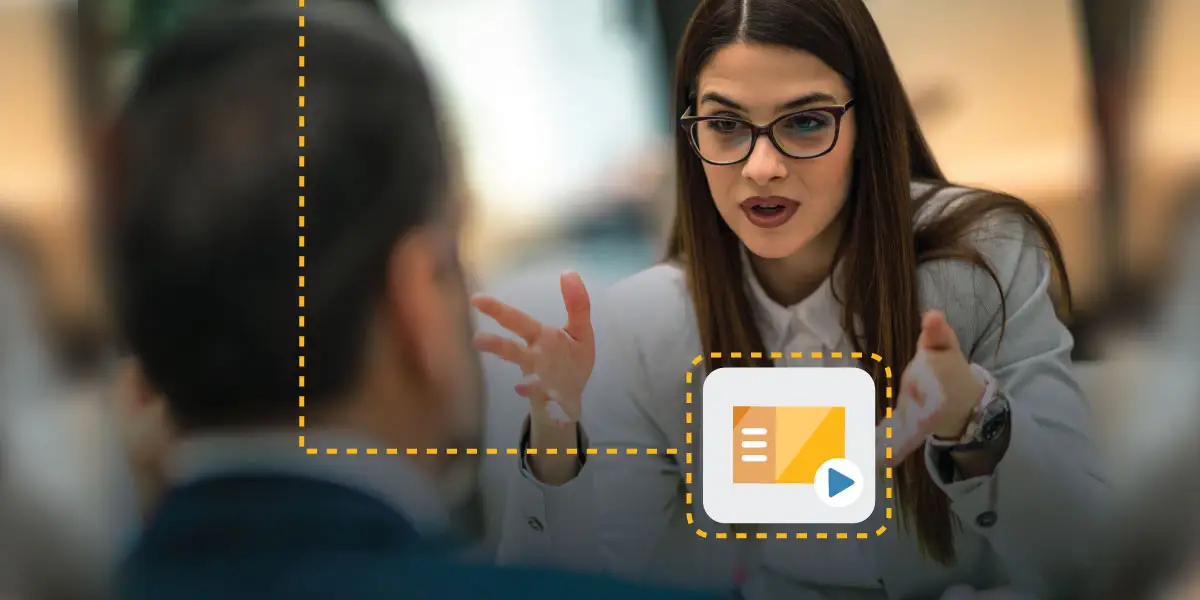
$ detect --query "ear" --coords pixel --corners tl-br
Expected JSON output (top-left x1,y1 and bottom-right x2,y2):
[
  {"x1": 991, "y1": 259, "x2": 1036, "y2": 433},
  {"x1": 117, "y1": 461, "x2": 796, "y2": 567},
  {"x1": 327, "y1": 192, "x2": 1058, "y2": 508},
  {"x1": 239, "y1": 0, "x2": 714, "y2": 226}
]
[{"x1": 382, "y1": 228, "x2": 456, "y2": 394}]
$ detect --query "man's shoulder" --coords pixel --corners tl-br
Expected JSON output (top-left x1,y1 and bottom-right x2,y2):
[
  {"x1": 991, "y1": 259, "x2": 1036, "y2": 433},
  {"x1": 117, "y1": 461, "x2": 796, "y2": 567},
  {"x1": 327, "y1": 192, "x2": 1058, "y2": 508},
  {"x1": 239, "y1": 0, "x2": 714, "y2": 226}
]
[{"x1": 122, "y1": 552, "x2": 723, "y2": 600}]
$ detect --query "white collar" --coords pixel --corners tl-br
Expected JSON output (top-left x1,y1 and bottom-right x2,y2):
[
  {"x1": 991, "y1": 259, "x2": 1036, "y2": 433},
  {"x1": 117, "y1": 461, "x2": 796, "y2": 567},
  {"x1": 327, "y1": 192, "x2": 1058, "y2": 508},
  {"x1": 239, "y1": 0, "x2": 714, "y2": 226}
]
[
  {"x1": 167, "y1": 428, "x2": 448, "y2": 535},
  {"x1": 740, "y1": 246, "x2": 847, "y2": 349}
]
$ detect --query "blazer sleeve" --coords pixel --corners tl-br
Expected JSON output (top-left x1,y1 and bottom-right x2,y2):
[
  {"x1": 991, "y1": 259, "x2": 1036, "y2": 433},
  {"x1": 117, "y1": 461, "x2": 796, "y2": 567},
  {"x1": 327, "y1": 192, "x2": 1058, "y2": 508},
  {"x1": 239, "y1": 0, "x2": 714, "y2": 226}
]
[
  {"x1": 496, "y1": 292, "x2": 684, "y2": 582},
  {"x1": 919, "y1": 215, "x2": 1109, "y2": 595}
]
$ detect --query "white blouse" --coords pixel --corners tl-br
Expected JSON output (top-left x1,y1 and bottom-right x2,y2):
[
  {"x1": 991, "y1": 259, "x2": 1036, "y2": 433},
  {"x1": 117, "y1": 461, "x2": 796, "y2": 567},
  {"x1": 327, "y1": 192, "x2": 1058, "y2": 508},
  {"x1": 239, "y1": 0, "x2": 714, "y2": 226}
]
[{"x1": 494, "y1": 184, "x2": 1106, "y2": 599}]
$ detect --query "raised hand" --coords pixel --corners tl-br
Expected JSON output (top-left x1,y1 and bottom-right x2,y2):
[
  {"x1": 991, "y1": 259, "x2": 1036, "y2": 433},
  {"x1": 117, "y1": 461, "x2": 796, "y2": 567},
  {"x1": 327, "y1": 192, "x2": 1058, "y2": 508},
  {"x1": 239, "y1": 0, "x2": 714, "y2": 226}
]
[
  {"x1": 880, "y1": 310, "x2": 986, "y2": 466},
  {"x1": 471, "y1": 271, "x2": 595, "y2": 425}
]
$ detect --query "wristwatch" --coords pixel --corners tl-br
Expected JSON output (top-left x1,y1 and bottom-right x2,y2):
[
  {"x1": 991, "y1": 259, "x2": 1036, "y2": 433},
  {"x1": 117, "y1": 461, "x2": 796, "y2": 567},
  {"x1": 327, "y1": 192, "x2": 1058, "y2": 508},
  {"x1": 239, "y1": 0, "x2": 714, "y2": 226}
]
[{"x1": 928, "y1": 363, "x2": 1011, "y2": 453}]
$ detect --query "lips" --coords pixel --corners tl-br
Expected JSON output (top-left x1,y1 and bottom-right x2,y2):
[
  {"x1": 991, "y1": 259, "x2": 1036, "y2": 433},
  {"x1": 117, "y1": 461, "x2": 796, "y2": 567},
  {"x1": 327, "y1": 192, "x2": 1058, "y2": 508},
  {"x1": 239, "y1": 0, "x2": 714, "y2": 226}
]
[{"x1": 740, "y1": 196, "x2": 800, "y2": 229}]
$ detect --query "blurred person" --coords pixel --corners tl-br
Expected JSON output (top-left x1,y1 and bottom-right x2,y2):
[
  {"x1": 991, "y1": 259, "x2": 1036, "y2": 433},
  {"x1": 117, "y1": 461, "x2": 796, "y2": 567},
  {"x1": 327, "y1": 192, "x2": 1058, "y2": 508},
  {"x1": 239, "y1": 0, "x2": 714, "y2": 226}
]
[
  {"x1": 100, "y1": 4, "x2": 725, "y2": 600},
  {"x1": 473, "y1": 0, "x2": 1106, "y2": 598}
]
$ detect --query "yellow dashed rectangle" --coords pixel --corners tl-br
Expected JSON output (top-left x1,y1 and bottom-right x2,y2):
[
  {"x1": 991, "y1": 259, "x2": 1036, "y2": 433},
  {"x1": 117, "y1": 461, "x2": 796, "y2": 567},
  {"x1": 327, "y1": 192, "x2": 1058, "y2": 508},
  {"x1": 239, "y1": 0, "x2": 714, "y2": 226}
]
[
  {"x1": 306, "y1": 448, "x2": 317, "y2": 455},
  {"x1": 730, "y1": 352, "x2": 742, "y2": 359},
  {"x1": 299, "y1": 296, "x2": 305, "y2": 308},
  {"x1": 776, "y1": 533, "x2": 788, "y2": 539},
  {"x1": 298, "y1": 376, "x2": 305, "y2": 388},
  {"x1": 299, "y1": 75, "x2": 305, "y2": 87},
  {"x1": 790, "y1": 352, "x2": 803, "y2": 358},
  {"x1": 886, "y1": 407, "x2": 892, "y2": 418},
  {"x1": 486, "y1": 448, "x2": 498, "y2": 455},
  {"x1": 685, "y1": 493, "x2": 692, "y2": 505},
  {"x1": 446, "y1": 448, "x2": 458, "y2": 455},
  {"x1": 298, "y1": 435, "x2": 305, "y2": 446},
  {"x1": 811, "y1": 352, "x2": 823, "y2": 359},
  {"x1": 686, "y1": 473, "x2": 693, "y2": 484},
  {"x1": 756, "y1": 533, "x2": 767, "y2": 539},
  {"x1": 299, "y1": 335, "x2": 305, "y2": 347},
  {"x1": 299, "y1": 135, "x2": 306, "y2": 147},
  {"x1": 686, "y1": 412, "x2": 692, "y2": 424},
  {"x1": 884, "y1": 366, "x2": 892, "y2": 378},
  {"x1": 796, "y1": 533, "x2": 808, "y2": 539},
  {"x1": 298, "y1": 396, "x2": 305, "y2": 407},
  {"x1": 686, "y1": 392, "x2": 692, "y2": 404},
  {"x1": 716, "y1": 533, "x2": 728, "y2": 539},
  {"x1": 466, "y1": 448, "x2": 478, "y2": 455},
  {"x1": 686, "y1": 513, "x2": 694, "y2": 524},
  {"x1": 875, "y1": 526, "x2": 887, "y2": 536},
  {"x1": 735, "y1": 532, "x2": 747, "y2": 540},
  {"x1": 830, "y1": 352, "x2": 843, "y2": 358},
  {"x1": 606, "y1": 448, "x2": 618, "y2": 455},
  {"x1": 857, "y1": 533, "x2": 869, "y2": 539},
  {"x1": 685, "y1": 432, "x2": 692, "y2": 444},
  {"x1": 298, "y1": 417, "x2": 305, "y2": 428},
  {"x1": 367, "y1": 449, "x2": 378, "y2": 455},
  {"x1": 886, "y1": 487, "x2": 893, "y2": 499},
  {"x1": 816, "y1": 533, "x2": 828, "y2": 539},
  {"x1": 325, "y1": 448, "x2": 337, "y2": 455},
  {"x1": 871, "y1": 353, "x2": 883, "y2": 362},
  {"x1": 691, "y1": 355, "x2": 704, "y2": 366},
  {"x1": 544, "y1": 448, "x2": 557, "y2": 455},
  {"x1": 750, "y1": 352, "x2": 762, "y2": 359},
  {"x1": 685, "y1": 453, "x2": 692, "y2": 464},
  {"x1": 885, "y1": 468, "x2": 893, "y2": 479},
  {"x1": 851, "y1": 352, "x2": 863, "y2": 359},
  {"x1": 506, "y1": 448, "x2": 518, "y2": 455},
  {"x1": 566, "y1": 448, "x2": 578, "y2": 455},
  {"x1": 666, "y1": 448, "x2": 678, "y2": 455},
  {"x1": 770, "y1": 352, "x2": 783, "y2": 359},
  {"x1": 695, "y1": 530, "x2": 708, "y2": 538},
  {"x1": 886, "y1": 447, "x2": 892, "y2": 459},
  {"x1": 346, "y1": 449, "x2": 358, "y2": 455},
  {"x1": 647, "y1": 448, "x2": 658, "y2": 455},
  {"x1": 836, "y1": 533, "x2": 848, "y2": 539},
  {"x1": 525, "y1": 448, "x2": 537, "y2": 455},
  {"x1": 886, "y1": 508, "x2": 893, "y2": 519},
  {"x1": 710, "y1": 352, "x2": 722, "y2": 359},
  {"x1": 626, "y1": 448, "x2": 638, "y2": 455},
  {"x1": 298, "y1": 36, "x2": 305, "y2": 47},
  {"x1": 587, "y1": 448, "x2": 599, "y2": 455},
  {"x1": 885, "y1": 427, "x2": 892, "y2": 439}
]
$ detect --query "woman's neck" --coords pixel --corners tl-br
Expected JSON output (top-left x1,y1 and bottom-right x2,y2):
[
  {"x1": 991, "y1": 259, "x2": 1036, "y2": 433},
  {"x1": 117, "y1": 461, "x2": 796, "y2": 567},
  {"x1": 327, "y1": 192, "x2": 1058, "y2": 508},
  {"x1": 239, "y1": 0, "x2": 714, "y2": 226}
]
[{"x1": 747, "y1": 217, "x2": 843, "y2": 307}]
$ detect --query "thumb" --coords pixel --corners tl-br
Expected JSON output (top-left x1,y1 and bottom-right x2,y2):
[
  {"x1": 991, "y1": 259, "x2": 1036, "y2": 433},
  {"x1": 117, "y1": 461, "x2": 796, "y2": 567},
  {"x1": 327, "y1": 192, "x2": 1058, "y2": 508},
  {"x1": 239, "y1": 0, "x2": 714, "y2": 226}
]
[
  {"x1": 918, "y1": 310, "x2": 958, "y2": 352},
  {"x1": 560, "y1": 270, "x2": 593, "y2": 342}
]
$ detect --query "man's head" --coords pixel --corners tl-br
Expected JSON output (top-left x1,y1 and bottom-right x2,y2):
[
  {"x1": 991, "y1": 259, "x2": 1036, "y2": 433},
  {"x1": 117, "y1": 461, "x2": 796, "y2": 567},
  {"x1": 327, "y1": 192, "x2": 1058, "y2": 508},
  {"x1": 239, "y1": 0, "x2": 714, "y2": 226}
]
[{"x1": 99, "y1": 5, "x2": 482, "y2": 471}]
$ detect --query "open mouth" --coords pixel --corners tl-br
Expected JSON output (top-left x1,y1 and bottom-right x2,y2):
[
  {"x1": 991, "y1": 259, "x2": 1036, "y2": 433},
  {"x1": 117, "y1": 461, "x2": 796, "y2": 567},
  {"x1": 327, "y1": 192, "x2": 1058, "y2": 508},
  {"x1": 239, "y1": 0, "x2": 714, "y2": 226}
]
[{"x1": 740, "y1": 197, "x2": 800, "y2": 229}]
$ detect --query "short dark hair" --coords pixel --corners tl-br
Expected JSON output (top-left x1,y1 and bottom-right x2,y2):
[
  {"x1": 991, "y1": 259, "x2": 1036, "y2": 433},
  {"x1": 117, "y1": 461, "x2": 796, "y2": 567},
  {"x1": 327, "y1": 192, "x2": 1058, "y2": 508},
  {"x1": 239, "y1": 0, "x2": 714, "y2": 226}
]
[{"x1": 100, "y1": 3, "x2": 448, "y2": 430}]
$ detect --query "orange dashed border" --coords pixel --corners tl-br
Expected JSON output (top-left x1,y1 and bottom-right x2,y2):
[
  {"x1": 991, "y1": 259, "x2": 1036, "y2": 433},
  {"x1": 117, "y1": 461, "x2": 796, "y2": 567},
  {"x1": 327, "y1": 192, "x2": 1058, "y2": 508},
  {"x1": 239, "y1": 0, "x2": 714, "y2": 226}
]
[
  {"x1": 684, "y1": 351, "x2": 896, "y2": 540},
  {"x1": 298, "y1": 2, "x2": 307, "y2": 448}
]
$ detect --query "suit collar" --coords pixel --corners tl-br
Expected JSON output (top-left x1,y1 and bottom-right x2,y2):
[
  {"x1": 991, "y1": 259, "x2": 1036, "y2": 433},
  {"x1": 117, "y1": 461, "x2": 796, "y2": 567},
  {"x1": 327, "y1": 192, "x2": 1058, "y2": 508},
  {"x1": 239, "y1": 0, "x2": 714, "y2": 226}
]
[{"x1": 167, "y1": 428, "x2": 449, "y2": 535}]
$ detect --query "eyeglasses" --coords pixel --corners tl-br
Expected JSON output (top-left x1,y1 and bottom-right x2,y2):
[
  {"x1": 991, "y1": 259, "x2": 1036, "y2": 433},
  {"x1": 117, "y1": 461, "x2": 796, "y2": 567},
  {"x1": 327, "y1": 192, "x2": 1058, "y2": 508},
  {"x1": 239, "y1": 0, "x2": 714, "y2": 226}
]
[{"x1": 679, "y1": 99, "x2": 856, "y2": 165}]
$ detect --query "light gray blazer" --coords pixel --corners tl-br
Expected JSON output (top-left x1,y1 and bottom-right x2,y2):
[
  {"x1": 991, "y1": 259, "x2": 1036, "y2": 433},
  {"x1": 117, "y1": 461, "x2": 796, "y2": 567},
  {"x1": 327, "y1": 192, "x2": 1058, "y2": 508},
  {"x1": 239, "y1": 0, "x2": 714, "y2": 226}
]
[{"x1": 493, "y1": 184, "x2": 1108, "y2": 599}]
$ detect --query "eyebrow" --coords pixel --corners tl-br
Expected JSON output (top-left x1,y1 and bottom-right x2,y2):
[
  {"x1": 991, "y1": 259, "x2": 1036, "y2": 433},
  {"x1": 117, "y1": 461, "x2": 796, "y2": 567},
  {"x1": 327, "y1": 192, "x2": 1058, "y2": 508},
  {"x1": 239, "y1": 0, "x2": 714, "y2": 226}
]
[{"x1": 699, "y1": 91, "x2": 839, "y2": 113}]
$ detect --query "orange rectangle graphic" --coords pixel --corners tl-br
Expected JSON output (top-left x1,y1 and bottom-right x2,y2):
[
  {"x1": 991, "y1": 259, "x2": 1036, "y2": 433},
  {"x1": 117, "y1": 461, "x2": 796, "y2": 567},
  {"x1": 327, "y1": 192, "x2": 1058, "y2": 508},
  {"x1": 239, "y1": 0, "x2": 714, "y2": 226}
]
[{"x1": 732, "y1": 406, "x2": 846, "y2": 484}]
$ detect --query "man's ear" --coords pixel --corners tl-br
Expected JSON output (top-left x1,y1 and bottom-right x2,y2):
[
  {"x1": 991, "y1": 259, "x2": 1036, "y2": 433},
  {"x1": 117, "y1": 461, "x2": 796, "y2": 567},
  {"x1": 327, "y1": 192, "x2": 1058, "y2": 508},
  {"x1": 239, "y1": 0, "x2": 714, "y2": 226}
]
[{"x1": 383, "y1": 228, "x2": 454, "y2": 390}]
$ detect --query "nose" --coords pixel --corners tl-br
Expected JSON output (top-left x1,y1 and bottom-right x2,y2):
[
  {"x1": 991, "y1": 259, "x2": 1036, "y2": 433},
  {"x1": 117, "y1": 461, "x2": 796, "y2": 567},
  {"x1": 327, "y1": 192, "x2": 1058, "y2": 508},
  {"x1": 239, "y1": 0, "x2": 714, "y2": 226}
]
[{"x1": 741, "y1": 137, "x2": 787, "y2": 185}]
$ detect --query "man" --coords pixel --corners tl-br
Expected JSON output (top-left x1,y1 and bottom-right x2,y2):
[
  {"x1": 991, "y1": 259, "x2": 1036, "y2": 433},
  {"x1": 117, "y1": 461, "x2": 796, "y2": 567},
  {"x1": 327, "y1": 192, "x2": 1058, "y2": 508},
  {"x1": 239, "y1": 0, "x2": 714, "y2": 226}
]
[{"x1": 104, "y1": 4, "x2": 722, "y2": 600}]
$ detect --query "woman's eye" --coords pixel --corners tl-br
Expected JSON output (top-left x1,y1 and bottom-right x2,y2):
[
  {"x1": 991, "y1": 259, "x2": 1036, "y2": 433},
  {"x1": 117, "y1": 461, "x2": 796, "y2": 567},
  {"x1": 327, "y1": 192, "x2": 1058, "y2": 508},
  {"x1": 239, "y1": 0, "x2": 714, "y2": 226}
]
[
  {"x1": 781, "y1": 113, "x2": 832, "y2": 133},
  {"x1": 704, "y1": 119, "x2": 744, "y2": 135}
]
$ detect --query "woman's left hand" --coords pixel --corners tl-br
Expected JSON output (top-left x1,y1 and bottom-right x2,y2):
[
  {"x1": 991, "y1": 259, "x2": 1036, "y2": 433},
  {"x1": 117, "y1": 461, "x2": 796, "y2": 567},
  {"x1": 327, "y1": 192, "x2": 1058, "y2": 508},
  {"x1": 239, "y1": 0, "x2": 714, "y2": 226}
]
[{"x1": 882, "y1": 310, "x2": 986, "y2": 466}]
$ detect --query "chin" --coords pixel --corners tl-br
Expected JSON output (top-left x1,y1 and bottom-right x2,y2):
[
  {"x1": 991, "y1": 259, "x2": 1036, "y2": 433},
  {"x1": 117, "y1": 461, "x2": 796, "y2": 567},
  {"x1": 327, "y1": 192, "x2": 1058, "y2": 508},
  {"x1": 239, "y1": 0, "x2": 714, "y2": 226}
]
[{"x1": 738, "y1": 232, "x2": 808, "y2": 261}]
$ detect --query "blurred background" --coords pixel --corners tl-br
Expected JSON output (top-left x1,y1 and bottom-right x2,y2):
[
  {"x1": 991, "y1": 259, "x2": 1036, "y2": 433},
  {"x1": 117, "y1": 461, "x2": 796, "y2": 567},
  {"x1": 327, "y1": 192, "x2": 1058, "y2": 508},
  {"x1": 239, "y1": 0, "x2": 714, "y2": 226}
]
[{"x1": 0, "y1": 0, "x2": 1197, "y2": 598}]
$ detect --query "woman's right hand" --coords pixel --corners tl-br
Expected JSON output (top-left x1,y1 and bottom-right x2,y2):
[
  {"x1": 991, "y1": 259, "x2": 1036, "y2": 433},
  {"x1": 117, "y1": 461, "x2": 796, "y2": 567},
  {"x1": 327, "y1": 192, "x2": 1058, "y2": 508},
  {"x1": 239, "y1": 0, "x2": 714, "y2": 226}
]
[{"x1": 471, "y1": 270, "x2": 595, "y2": 484}]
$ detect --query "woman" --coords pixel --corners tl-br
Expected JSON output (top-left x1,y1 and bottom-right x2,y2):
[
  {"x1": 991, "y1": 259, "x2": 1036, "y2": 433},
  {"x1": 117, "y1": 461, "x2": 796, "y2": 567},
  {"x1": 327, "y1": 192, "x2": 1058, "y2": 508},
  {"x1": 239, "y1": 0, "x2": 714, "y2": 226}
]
[{"x1": 473, "y1": 0, "x2": 1105, "y2": 597}]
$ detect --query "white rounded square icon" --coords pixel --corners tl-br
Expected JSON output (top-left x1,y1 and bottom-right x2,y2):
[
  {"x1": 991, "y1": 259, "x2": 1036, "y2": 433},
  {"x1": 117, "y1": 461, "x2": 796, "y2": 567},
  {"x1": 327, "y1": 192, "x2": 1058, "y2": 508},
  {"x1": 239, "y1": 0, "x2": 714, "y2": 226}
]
[{"x1": 701, "y1": 367, "x2": 876, "y2": 524}]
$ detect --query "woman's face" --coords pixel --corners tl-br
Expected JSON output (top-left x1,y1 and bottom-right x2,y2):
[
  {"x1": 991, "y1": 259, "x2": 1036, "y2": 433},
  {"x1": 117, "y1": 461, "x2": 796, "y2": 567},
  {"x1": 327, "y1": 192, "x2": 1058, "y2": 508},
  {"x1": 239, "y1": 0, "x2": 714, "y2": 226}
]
[{"x1": 694, "y1": 43, "x2": 856, "y2": 260}]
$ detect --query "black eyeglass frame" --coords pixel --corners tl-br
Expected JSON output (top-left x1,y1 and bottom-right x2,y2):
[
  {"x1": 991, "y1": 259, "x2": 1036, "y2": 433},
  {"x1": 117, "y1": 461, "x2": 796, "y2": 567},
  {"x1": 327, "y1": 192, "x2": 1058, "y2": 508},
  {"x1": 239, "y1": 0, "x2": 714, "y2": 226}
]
[{"x1": 678, "y1": 98, "x2": 856, "y2": 165}]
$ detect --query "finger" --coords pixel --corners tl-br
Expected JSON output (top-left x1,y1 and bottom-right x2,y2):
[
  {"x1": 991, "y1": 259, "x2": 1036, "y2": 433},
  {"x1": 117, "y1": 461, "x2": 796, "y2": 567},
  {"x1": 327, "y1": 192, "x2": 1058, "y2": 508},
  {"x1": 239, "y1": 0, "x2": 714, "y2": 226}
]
[
  {"x1": 918, "y1": 310, "x2": 959, "y2": 352},
  {"x1": 514, "y1": 375, "x2": 561, "y2": 405},
  {"x1": 472, "y1": 333, "x2": 534, "y2": 373},
  {"x1": 560, "y1": 270, "x2": 593, "y2": 343},
  {"x1": 471, "y1": 294, "x2": 544, "y2": 344}
]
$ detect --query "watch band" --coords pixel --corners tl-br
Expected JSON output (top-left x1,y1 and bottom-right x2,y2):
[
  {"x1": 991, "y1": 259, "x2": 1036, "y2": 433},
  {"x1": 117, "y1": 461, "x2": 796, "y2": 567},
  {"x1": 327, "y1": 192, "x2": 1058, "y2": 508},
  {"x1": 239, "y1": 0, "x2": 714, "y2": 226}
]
[{"x1": 928, "y1": 364, "x2": 1005, "y2": 451}]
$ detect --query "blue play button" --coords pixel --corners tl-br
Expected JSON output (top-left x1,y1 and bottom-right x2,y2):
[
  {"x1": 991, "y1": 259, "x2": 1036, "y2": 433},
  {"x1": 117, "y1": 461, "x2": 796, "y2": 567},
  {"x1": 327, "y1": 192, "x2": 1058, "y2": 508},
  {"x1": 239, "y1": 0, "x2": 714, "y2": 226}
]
[{"x1": 828, "y1": 468, "x2": 855, "y2": 498}]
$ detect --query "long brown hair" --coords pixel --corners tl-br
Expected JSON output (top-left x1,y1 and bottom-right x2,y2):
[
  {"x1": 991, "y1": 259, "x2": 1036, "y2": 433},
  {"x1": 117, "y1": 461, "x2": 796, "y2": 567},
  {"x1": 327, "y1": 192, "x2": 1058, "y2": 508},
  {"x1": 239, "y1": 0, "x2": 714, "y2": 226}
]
[{"x1": 666, "y1": 0, "x2": 1070, "y2": 564}]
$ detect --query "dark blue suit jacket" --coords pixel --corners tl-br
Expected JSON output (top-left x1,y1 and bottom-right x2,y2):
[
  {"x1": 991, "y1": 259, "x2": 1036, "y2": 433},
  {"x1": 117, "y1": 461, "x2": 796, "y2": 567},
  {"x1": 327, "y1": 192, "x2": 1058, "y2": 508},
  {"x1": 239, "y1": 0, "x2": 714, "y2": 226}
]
[{"x1": 119, "y1": 474, "x2": 728, "y2": 600}]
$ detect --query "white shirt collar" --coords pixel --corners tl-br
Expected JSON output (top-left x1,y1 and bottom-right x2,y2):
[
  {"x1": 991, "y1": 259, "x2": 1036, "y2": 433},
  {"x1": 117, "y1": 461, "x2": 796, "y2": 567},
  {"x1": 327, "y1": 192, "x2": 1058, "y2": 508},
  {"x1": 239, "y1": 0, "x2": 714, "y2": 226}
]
[
  {"x1": 167, "y1": 428, "x2": 448, "y2": 535},
  {"x1": 740, "y1": 246, "x2": 847, "y2": 349}
]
